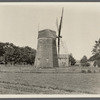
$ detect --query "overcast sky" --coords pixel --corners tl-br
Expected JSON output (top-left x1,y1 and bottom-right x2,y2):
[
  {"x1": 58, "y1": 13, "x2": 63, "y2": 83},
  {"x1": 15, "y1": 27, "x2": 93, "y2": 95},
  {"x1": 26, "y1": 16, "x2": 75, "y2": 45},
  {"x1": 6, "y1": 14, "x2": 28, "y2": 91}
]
[{"x1": 0, "y1": 3, "x2": 100, "y2": 60}]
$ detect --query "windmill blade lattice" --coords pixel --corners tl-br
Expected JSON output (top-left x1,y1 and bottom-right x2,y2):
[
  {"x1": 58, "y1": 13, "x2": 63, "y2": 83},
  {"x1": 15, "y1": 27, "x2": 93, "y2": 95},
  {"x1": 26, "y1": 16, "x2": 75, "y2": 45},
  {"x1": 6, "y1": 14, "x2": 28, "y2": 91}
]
[{"x1": 58, "y1": 8, "x2": 64, "y2": 55}]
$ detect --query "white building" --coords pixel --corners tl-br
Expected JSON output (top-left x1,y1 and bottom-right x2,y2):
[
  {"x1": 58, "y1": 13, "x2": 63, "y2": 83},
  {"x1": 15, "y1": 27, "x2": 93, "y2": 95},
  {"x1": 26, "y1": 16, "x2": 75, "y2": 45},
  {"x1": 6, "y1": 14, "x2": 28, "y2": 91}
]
[{"x1": 58, "y1": 54, "x2": 69, "y2": 67}]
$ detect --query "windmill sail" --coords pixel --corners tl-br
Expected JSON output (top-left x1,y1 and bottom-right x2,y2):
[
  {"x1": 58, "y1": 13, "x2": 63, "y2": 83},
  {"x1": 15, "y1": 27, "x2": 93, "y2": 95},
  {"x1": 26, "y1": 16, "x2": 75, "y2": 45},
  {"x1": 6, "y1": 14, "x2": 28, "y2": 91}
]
[
  {"x1": 58, "y1": 8, "x2": 64, "y2": 55},
  {"x1": 56, "y1": 18, "x2": 59, "y2": 33}
]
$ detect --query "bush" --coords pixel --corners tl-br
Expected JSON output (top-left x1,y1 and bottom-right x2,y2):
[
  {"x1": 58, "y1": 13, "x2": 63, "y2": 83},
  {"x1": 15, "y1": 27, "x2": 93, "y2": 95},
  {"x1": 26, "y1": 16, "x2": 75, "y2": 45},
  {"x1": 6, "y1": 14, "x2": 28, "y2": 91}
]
[
  {"x1": 87, "y1": 70, "x2": 92, "y2": 73},
  {"x1": 81, "y1": 63, "x2": 85, "y2": 67},
  {"x1": 94, "y1": 60, "x2": 100, "y2": 67},
  {"x1": 81, "y1": 69, "x2": 92, "y2": 73},
  {"x1": 74, "y1": 64, "x2": 79, "y2": 66},
  {"x1": 81, "y1": 70, "x2": 87, "y2": 73},
  {"x1": 81, "y1": 62, "x2": 90, "y2": 67},
  {"x1": 86, "y1": 63, "x2": 90, "y2": 67}
]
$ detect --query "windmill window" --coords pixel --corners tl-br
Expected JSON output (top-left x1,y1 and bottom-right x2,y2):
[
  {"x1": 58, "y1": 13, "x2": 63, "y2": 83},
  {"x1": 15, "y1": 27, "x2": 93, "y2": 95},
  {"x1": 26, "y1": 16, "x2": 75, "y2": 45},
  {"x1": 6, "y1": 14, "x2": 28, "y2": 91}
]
[
  {"x1": 46, "y1": 59, "x2": 49, "y2": 63},
  {"x1": 38, "y1": 58, "x2": 40, "y2": 60}
]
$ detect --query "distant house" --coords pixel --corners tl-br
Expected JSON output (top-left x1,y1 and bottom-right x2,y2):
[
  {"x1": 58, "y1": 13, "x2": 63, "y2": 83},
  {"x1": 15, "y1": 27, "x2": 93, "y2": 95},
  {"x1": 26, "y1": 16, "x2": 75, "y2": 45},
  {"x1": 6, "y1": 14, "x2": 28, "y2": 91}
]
[
  {"x1": 93, "y1": 60, "x2": 100, "y2": 67},
  {"x1": 88, "y1": 54, "x2": 100, "y2": 67},
  {"x1": 87, "y1": 60, "x2": 100, "y2": 67},
  {"x1": 75, "y1": 60, "x2": 81, "y2": 66},
  {"x1": 87, "y1": 61, "x2": 95, "y2": 67},
  {"x1": 58, "y1": 54, "x2": 69, "y2": 67}
]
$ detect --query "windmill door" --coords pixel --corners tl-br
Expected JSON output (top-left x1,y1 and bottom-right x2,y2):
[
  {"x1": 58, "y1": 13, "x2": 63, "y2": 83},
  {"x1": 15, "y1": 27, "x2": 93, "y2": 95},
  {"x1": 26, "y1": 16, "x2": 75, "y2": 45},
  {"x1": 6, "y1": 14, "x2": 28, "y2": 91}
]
[{"x1": 37, "y1": 58, "x2": 40, "y2": 67}]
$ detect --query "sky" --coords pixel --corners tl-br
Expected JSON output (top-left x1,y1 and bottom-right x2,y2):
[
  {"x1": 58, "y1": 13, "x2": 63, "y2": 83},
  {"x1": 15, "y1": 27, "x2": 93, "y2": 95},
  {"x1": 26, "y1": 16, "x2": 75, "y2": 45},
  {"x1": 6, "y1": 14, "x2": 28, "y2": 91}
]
[{"x1": 0, "y1": 2, "x2": 100, "y2": 60}]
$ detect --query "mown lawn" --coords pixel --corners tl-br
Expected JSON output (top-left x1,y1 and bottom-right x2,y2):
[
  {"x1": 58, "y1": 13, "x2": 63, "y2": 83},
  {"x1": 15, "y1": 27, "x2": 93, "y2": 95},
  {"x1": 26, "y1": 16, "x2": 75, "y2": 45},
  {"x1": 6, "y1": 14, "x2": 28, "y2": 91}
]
[{"x1": 0, "y1": 65, "x2": 100, "y2": 94}]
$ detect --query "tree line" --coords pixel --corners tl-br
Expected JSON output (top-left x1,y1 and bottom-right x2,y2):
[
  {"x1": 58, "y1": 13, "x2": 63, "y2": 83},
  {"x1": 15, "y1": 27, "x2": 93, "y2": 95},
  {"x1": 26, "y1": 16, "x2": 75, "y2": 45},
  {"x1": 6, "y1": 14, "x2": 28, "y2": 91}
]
[
  {"x1": 80, "y1": 38, "x2": 100, "y2": 67},
  {"x1": 69, "y1": 54, "x2": 76, "y2": 66},
  {"x1": 0, "y1": 42, "x2": 36, "y2": 65},
  {"x1": 89, "y1": 38, "x2": 100, "y2": 67}
]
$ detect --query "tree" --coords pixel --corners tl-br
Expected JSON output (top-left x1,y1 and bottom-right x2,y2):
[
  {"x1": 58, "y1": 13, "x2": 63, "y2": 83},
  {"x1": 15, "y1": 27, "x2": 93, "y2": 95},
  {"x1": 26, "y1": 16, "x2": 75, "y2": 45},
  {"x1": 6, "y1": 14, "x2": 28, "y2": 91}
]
[
  {"x1": 20, "y1": 46, "x2": 36, "y2": 65},
  {"x1": 89, "y1": 39, "x2": 100, "y2": 67},
  {"x1": 0, "y1": 42, "x2": 36, "y2": 65},
  {"x1": 80, "y1": 56, "x2": 87, "y2": 63},
  {"x1": 91, "y1": 38, "x2": 100, "y2": 61},
  {"x1": 92, "y1": 38, "x2": 100, "y2": 55},
  {"x1": 80, "y1": 55, "x2": 90, "y2": 67},
  {"x1": 69, "y1": 54, "x2": 76, "y2": 66},
  {"x1": 0, "y1": 43, "x2": 5, "y2": 56}
]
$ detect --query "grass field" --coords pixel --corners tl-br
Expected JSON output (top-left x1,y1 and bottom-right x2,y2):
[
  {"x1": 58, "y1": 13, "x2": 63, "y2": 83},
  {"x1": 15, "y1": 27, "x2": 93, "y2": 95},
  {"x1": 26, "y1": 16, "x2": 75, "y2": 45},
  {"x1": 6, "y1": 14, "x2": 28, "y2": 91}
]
[{"x1": 0, "y1": 65, "x2": 100, "y2": 94}]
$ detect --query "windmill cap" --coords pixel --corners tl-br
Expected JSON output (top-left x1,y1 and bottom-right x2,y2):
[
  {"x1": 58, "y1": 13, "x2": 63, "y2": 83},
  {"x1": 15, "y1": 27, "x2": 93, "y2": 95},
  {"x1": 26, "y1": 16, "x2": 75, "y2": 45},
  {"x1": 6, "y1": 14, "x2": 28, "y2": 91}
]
[{"x1": 38, "y1": 29, "x2": 57, "y2": 38}]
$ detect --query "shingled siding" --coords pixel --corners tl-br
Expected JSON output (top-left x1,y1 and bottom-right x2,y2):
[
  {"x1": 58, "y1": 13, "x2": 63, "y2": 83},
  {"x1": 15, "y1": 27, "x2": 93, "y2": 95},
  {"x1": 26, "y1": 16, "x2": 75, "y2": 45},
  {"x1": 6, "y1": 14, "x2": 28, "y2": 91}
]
[
  {"x1": 34, "y1": 29, "x2": 58, "y2": 68},
  {"x1": 52, "y1": 38, "x2": 59, "y2": 67},
  {"x1": 34, "y1": 38, "x2": 58, "y2": 68}
]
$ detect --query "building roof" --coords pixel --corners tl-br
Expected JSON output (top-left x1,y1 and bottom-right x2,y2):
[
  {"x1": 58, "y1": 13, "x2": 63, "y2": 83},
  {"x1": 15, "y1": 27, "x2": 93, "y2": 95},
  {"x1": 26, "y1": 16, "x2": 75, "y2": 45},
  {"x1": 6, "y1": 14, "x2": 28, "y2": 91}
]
[
  {"x1": 58, "y1": 54, "x2": 69, "y2": 59},
  {"x1": 38, "y1": 29, "x2": 57, "y2": 38}
]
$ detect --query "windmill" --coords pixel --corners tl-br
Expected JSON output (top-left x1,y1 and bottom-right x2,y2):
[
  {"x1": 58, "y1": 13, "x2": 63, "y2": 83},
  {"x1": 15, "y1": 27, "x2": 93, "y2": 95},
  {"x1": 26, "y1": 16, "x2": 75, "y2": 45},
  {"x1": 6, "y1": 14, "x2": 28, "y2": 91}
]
[{"x1": 34, "y1": 8, "x2": 66, "y2": 68}]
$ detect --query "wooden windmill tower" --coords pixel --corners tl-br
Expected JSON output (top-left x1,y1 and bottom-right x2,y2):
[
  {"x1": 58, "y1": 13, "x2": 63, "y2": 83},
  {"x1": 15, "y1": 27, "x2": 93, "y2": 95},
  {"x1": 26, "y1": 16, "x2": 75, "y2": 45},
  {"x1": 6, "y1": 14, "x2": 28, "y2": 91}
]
[{"x1": 34, "y1": 8, "x2": 64, "y2": 68}]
